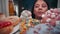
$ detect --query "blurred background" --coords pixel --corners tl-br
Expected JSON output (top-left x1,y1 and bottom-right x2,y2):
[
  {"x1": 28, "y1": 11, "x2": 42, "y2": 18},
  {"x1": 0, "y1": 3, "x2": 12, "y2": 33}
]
[{"x1": 0, "y1": 0, "x2": 60, "y2": 17}]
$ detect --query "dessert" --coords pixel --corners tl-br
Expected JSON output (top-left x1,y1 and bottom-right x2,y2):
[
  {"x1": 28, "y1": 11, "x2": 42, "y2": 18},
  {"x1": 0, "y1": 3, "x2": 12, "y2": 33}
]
[
  {"x1": 20, "y1": 18, "x2": 40, "y2": 34},
  {"x1": 0, "y1": 21, "x2": 13, "y2": 34},
  {"x1": 6, "y1": 16, "x2": 20, "y2": 26},
  {"x1": 20, "y1": 10, "x2": 32, "y2": 19},
  {"x1": 20, "y1": 19, "x2": 27, "y2": 34}
]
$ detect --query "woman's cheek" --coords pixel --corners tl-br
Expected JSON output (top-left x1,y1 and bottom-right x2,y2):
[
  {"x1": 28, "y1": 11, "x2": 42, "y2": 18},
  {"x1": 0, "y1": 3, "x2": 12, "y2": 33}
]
[
  {"x1": 34, "y1": 8, "x2": 38, "y2": 12},
  {"x1": 43, "y1": 7, "x2": 48, "y2": 12},
  {"x1": 34, "y1": 11, "x2": 37, "y2": 15},
  {"x1": 34, "y1": 11, "x2": 41, "y2": 17},
  {"x1": 34, "y1": 9, "x2": 38, "y2": 15}
]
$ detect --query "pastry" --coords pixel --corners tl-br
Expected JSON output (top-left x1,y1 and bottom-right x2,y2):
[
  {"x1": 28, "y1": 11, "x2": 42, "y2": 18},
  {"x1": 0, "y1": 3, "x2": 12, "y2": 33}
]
[
  {"x1": 6, "y1": 16, "x2": 20, "y2": 26},
  {"x1": 20, "y1": 19, "x2": 27, "y2": 34},
  {"x1": 0, "y1": 21, "x2": 13, "y2": 34}
]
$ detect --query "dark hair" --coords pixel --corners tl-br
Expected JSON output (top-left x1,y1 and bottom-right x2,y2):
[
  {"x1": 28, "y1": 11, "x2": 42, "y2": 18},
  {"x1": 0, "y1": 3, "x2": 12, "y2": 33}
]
[{"x1": 31, "y1": 0, "x2": 50, "y2": 18}]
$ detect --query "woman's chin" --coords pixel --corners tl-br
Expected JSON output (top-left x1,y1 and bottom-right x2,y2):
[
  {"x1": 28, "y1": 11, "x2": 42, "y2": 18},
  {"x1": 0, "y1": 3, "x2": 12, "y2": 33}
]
[{"x1": 37, "y1": 15, "x2": 42, "y2": 17}]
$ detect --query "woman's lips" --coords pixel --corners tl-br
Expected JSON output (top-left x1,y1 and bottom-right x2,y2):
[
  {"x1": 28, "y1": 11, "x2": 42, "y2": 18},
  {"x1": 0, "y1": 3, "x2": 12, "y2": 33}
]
[{"x1": 36, "y1": 12, "x2": 44, "y2": 16}]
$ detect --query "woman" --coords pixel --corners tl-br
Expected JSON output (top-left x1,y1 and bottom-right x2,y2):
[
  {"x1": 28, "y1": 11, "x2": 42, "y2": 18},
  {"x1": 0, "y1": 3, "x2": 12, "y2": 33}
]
[
  {"x1": 20, "y1": 0, "x2": 59, "y2": 34},
  {"x1": 32, "y1": 0, "x2": 49, "y2": 23},
  {"x1": 30, "y1": 0, "x2": 60, "y2": 34},
  {"x1": 26, "y1": 0, "x2": 52, "y2": 34}
]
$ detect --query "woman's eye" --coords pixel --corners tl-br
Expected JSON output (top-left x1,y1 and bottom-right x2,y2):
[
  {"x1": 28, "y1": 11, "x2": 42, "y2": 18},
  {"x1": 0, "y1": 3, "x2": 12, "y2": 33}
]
[
  {"x1": 42, "y1": 5, "x2": 46, "y2": 8},
  {"x1": 35, "y1": 6, "x2": 39, "y2": 8}
]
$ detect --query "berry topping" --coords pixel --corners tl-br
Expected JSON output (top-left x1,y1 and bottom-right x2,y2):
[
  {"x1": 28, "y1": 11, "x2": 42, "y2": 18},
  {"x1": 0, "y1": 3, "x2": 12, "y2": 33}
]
[{"x1": 0, "y1": 21, "x2": 12, "y2": 29}]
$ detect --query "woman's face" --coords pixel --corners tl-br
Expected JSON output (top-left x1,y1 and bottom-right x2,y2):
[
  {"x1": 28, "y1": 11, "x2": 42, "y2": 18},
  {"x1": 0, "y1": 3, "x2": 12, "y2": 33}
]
[{"x1": 34, "y1": 0, "x2": 48, "y2": 17}]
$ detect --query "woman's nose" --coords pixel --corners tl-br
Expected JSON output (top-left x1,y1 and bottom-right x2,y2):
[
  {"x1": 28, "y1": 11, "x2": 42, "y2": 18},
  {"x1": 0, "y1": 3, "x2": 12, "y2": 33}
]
[{"x1": 38, "y1": 6, "x2": 42, "y2": 10}]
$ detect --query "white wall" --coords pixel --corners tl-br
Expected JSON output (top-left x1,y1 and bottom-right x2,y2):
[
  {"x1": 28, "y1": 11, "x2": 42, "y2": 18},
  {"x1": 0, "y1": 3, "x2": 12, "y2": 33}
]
[
  {"x1": 57, "y1": 0, "x2": 60, "y2": 8},
  {"x1": 0, "y1": 0, "x2": 9, "y2": 16},
  {"x1": 0, "y1": 0, "x2": 60, "y2": 16},
  {"x1": 0, "y1": 0, "x2": 2, "y2": 12},
  {"x1": 14, "y1": 5, "x2": 19, "y2": 16}
]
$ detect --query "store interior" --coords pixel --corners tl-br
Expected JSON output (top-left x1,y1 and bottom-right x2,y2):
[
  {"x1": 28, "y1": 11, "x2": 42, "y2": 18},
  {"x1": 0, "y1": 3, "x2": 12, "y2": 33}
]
[{"x1": 0, "y1": 0, "x2": 60, "y2": 34}]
